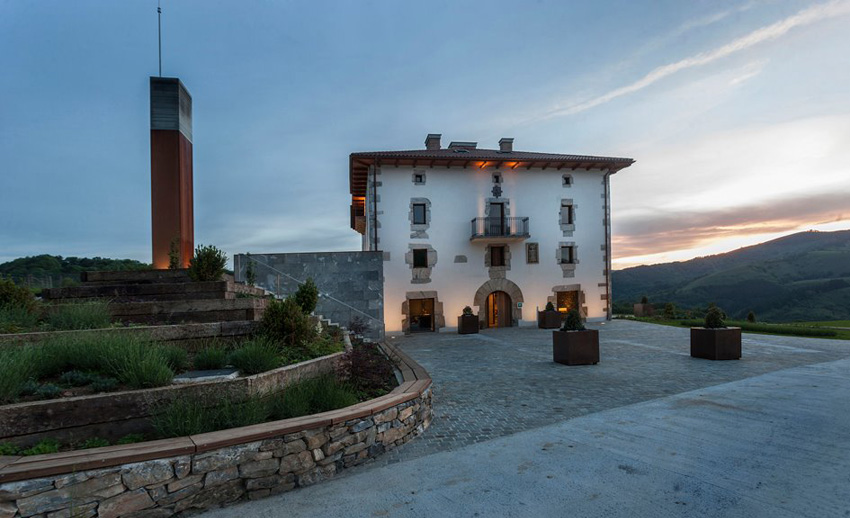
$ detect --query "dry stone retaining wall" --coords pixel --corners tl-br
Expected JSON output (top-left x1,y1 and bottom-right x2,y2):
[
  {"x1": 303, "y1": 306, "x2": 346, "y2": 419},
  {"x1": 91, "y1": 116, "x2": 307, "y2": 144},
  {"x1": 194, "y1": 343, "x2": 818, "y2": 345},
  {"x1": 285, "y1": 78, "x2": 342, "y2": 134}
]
[{"x1": 0, "y1": 343, "x2": 431, "y2": 517}]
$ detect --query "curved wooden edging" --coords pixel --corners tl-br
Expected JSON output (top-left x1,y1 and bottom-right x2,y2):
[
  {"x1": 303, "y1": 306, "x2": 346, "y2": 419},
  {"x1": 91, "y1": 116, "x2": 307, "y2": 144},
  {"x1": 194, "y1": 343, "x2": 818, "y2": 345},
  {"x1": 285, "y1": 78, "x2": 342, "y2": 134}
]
[{"x1": 0, "y1": 341, "x2": 431, "y2": 484}]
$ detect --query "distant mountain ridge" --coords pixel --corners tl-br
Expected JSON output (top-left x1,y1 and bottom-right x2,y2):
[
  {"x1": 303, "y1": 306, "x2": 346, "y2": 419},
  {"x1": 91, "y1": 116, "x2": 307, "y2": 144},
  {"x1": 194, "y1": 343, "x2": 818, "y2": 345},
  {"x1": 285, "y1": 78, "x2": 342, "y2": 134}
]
[{"x1": 612, "y1": 230, "x2": 850, "y2": 322}]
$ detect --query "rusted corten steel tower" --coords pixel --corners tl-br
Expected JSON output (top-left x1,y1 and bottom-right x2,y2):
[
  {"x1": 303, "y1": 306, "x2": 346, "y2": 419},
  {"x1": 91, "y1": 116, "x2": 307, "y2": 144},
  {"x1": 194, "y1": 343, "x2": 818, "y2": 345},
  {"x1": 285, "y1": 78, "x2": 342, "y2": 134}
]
[{"x1": 150, "y1": 77, "x2": 193, "y2": 269}]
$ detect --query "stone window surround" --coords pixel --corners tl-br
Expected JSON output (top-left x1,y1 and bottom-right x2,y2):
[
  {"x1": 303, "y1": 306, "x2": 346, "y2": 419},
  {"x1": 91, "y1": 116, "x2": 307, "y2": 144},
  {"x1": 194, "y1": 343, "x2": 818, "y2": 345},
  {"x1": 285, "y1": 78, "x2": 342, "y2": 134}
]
[
  {"x1": 484, "y1": 243, "x2": 511, "y2": 279},
  {"x1": 409, "y1": 197, "x2": 431, "y2": 239},
  {"x1": 405, "y1": 244, "x2": 437, "y2": 284},
  {"x1": 402, "y1": 291, "x2": 445, "y2": 333},
  {"x1": 412, "y1": 170, "x2": 426, "y2": 185},
  {"x1": 562, "y1": 174, "x2": 573, "y2": 187},
  {"x1": 557, "y1": 241, "x2": 578, "y2": 278},
  {"x1": 492, "y1": 172, "x2": 502, "y2": 184},
  {"x1": 525, "y1": 242, "x2": 539, "y2": 264},
  {"x1": 546, "y1": 283, "x2": 587, "y2": 317},
  {"x1": 484, "y1": 198, "x2": 511, "y2": 219},
  {"x1": 560, "y1": 199, "x2": 576, "y2": 236}
]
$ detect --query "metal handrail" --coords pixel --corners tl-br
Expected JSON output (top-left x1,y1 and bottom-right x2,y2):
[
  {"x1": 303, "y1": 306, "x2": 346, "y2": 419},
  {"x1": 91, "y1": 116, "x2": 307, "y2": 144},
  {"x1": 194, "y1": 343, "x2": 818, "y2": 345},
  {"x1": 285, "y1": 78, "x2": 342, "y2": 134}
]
[{"x1": 470, "y1": 216, "x2": 530, "y2": 238}]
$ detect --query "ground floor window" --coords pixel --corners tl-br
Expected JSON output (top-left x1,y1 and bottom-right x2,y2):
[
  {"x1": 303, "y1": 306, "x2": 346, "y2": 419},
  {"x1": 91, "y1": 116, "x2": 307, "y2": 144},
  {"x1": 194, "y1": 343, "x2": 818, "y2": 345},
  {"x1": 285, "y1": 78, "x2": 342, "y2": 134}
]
[
  {"x1": 409, "y1": 297, "x2": 435, "y2": 332},
  {"x1": 556, "y1": 290, "x2": 579, "y2": 313}
]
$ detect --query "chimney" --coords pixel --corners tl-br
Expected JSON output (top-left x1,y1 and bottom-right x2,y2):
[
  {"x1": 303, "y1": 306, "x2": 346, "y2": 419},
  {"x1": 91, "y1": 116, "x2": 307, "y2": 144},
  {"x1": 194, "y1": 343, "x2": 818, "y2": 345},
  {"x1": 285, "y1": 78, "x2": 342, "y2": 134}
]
[
  {"x1": 425, "y1": 133, "x2": 442, "y2": 150},
  {"x1": 499, "y1": 137, "x2": 514, "y2": 152}
]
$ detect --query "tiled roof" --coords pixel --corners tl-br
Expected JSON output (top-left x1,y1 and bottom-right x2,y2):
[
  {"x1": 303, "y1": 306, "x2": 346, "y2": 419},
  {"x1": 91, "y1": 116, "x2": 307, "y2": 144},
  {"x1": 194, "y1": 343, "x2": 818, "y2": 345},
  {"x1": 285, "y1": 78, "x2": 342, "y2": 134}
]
[{"x1": 350, "y1": 148, "x2": 634, "y2": 163}]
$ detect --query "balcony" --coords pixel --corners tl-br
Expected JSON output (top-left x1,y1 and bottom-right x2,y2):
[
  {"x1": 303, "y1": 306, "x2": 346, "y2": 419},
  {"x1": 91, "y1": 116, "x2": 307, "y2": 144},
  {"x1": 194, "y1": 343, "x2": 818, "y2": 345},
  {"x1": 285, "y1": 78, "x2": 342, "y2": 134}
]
[{"x1": 470, "y1": 217, "x2": 530, "y2": 241}]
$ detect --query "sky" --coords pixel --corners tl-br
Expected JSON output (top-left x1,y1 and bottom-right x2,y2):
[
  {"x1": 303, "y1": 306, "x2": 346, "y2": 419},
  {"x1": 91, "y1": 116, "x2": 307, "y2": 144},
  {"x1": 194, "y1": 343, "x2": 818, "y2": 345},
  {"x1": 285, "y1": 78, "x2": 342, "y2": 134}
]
[{"x1": 1, "y1": 0, "x2": 849, "y2": 270}]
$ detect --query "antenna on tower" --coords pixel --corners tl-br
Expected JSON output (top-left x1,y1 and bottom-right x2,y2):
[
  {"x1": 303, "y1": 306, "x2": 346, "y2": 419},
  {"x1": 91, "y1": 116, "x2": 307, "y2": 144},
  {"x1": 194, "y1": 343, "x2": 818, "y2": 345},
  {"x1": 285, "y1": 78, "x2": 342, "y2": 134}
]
[{"x1": 157, "y1": 0, "x2": 162, "y2": 77}]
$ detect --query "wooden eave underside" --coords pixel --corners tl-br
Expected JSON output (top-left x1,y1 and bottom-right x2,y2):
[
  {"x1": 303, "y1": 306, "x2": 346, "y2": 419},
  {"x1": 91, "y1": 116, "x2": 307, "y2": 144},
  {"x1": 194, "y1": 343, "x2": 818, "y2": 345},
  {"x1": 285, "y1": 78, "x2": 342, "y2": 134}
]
[{"x1": 349, "y1": 156, "x2": 633, "y2": 197}]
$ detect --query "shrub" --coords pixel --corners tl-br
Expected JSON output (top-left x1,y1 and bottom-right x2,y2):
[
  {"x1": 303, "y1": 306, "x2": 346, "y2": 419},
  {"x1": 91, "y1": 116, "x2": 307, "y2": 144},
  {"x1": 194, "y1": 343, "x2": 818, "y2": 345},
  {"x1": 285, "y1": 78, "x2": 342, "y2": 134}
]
[
  {"x1": 80, "y1": 437, "x2": 110, "y2": 449},
  {"x1": 116, "y1": 433, "x2": 146, "y2": 445},
  {"x1": 46, "y1": 300, "x2": 112, "y2": 331},
  {"x1": 21, "y1": 439, "x2": 60, "y2": 456},
  {"x1": 747, "y1": 311, "x2": 756, "y2": 323},
  {"x1": 293, "y1": 278, "x2": 319, "y2": 315},
  {"x1": 271, "y1": 375, "x2": 358, "y2": 420},
  {"x1": 260, "y1": 297, "x2": 316, "y2": 348},
  {"x1": 152, "y1": 394, "x2": 270, "y2": 438},
  {"x1": 34, "y1": 384, "x2": 62, "y2": 399},
  {"x1": 188, "y1": 244, "x2": 227, "y2": 282},
  {"x1": 347, "y1": 316, "x2": 370, "y2": 336},
  {"x1": 561, "y1": 308, "x2": 585, "y2": 331},
  {"x1": 337, "y1": 341, "x2": 396, "y2": 399},
  {"x1": 544, "y1": 301, "x2": 555, "y2": 312},
  {"x1": 89, "y1": 376, "x2": 119, "y2": 393},
  {"x1": 228, "y1": 339, "x2": 280, "y2": 375},
  {"x1": 102, "y1": 340, "x2": 174, "y2": 389},
  {"x1": 640, "y1": 295, "x2": 649, "y2": 304},
  {"x1": 59, "y1": 370, "x2": 97, "y2": 387},
  {"x1": 663, "y1": 302, "x2": 676, "y2": 320},
  {"x1": 0, "y1": 304, "x2": 41, "y2": 333},
  {"x1": 462, "y1": 306, "x2": 474, "y2": 315},
  {"x1": 704, "y1": 306, "x2": 726, "y2": 329},
  {"x1": 0, "y1": 442, "x2": 19, "y2": 455},
  {"x1": 194, "y1": 345, "x2": 229, "y2": 370},
  {"x1": 160, "y1": 345, "x2": 188, "y2": 372},
  {"x1": 168, "y1": 236, "x2": 181, "y2": 269},
  {"x1": 0, "y1": 277, "x2": 38, "y2": 313},
  {"x1": 245, "y1": 253, "x2": 256, "y2": 287},
  {"x1": 0, "y1": 346, "x2": 38, "y2": 403}
]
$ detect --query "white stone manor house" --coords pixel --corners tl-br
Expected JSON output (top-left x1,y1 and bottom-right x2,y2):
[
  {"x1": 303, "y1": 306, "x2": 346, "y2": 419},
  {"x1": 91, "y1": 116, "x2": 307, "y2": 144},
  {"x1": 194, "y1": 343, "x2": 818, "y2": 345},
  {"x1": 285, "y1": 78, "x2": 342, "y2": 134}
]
[{"x1": 348, "y1": 133, "x2": 634, "y2": 334}]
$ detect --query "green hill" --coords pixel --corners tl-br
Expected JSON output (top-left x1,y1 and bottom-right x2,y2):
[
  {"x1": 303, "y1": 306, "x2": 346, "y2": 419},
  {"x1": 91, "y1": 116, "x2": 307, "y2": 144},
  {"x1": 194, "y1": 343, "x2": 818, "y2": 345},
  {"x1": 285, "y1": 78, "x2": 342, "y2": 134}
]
[
  {"x1": 612, "y1": 230, "x2": 850, "y2": 322},
  {"x1": 0, "y1": 255, "x2": 150, "y2": 290}
]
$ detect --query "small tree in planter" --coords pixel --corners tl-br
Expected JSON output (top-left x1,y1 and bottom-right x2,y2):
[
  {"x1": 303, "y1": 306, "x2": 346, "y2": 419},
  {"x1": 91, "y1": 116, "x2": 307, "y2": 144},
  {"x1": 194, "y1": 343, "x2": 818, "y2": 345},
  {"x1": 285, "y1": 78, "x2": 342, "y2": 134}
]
[
  {"x1": 458, "y1": 305, "x2": 479, "y2": 334},
  {"x1": 690, "y1": 305, "x2": 741, "y2": 360},
  {"x1": 538, "y1": 301, "x2": 561, "y2": 329},
  {"x1": 634, "y1": 296, "x2": 654, "y2": 317},
  {"x1": 552, "y1": 308, "x2": 599, "y2": 366}
]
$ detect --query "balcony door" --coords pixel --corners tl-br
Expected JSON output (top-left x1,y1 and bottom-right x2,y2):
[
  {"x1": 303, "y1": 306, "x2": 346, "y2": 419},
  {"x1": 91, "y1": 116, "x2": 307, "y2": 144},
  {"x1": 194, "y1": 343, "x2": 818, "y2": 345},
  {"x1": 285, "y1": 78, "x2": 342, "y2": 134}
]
[{"x1": 489, "y1": 203, "x2": 505, "y2": 236}]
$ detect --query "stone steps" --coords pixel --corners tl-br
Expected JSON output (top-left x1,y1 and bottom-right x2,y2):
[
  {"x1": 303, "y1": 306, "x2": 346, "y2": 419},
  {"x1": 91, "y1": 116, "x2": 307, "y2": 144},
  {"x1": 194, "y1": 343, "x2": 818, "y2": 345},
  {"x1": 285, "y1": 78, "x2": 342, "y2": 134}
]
[{"x1": 108, "y1": 298, "x2": 269, "y2": 325}]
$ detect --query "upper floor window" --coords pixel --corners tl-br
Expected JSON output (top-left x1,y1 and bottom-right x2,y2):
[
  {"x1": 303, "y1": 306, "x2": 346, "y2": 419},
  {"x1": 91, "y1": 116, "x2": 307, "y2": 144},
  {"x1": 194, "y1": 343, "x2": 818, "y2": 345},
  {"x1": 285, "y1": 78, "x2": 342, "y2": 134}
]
[
  {"x1": 491, "y1": 245, "x2": 506, "y2": 267},
  {"x1": 562, "y1": 174, "x2": 572, "y2": 187},
  {"x1": 412, "y1": 203, "x2": 427, "y2": 225},
  {"x1": 560, "y1": 202, "x2": 574, "y2": 225},
  {"x1": 413, "y1": 248, "x2": 428, "y2": 268},
  {"x1": 413, "y1": 171, "x2": 426, "y2": 185},
  {"x1": 526, "y1": 243, "x2": 539, "y2": 264},
  {"x1": 559, "y1": 245, "x2": 576, "y2": 264},
  {"x1": 493, "y1": 173, "x2": 502, "y2": 184}
]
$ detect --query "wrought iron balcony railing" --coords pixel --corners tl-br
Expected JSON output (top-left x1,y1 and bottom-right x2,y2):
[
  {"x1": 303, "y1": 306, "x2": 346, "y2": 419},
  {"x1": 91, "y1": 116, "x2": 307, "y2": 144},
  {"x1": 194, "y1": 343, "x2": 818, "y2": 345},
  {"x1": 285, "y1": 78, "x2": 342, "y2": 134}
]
[{"x1": 470, "y1": 217, "x2": 530, "y2": 240}]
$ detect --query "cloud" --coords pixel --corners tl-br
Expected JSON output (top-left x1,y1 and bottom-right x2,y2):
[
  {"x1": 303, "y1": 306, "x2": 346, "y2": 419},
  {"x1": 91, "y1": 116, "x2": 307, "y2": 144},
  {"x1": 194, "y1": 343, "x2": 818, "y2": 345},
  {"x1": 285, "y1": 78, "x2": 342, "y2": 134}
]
[
  {"x1": 612, "y1": 190, "x2": 850, "y2": 258},
  {"x1": 540, "y1": 0, "x2": 850, "y2": 120}
]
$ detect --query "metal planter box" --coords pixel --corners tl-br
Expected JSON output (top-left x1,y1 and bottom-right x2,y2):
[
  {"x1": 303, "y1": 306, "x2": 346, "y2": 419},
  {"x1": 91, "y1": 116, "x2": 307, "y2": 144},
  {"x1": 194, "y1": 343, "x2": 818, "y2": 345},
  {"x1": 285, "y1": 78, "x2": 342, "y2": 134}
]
[
  {"x1": 690, "y1": 327, "x2": 742, "y2": 360},
  {"x1": 537, "y1": 310, "x2": 562, "y2": 329},
  {"x1": 458, "y1": 314, "x2": 479, "y2": 334},
  {"x1": 552, "y1": 329, "x2": 599, "y2": 365}
]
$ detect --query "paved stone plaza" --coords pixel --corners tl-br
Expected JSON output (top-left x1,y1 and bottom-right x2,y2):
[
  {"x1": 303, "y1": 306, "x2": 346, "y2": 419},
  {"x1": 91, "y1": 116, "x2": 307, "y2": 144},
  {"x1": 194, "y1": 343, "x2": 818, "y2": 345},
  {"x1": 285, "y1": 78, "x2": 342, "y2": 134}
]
[{"x1": 202, "y1": 320, "x2": 850, "y2": 517}]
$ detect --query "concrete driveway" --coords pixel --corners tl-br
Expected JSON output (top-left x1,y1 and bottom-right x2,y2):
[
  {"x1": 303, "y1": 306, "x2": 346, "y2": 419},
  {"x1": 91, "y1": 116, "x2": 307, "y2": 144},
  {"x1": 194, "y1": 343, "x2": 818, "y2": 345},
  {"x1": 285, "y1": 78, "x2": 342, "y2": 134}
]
[{"x1": 200, "y1": 320, "x2": 850, "y2": 517}]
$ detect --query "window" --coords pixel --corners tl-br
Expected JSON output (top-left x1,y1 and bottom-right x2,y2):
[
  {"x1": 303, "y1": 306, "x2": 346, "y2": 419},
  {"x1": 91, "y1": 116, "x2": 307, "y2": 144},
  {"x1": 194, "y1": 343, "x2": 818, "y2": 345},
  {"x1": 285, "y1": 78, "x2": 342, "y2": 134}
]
[
  {"x1": 560, "y1": 202, "x2": 574, "y2": 225},
  {"x1": 413, "y1": 172, "x2": 425, "y2": 185},
  {"x1": 413, "y1": 249, "x2": 428, "y2": 268},
  {"x1": 562, "y1": 174, "x2": 572, "y2": 186},
  {"x1": 526, "y1": 243, "x2": 539, "y2": 264},
  {"x1": 491, "y1": 245, "x2": 506, "y2": 267},
  {"x1": 559, "y1": 246, "x2": 575, "y2": 264},
  {"x1": 412, "y1": 203, "x2": 426, "y2": 225},
  {"x1": 557, "y1": 291, "x2": 579, "y2": 313},
  {"x1": 493, "y1": 173, "x2": 502, "y2": 184}
]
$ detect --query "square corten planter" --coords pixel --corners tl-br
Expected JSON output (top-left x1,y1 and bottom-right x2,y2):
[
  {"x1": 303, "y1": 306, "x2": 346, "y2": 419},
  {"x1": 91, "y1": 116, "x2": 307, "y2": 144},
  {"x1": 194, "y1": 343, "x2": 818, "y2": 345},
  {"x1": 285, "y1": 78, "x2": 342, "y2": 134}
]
[
  {"x1": 552, "y1": 329, "x2": 599, "y2": 365},
  {"x1": 690, "y1": 327, "x2": 742, "y2": 360},
  {"x1": 537, "y1": 310, "x2": 562, "y2": 329},
  {"x1": 458, "y1": 314, "x2": 479, "y2": 334}
]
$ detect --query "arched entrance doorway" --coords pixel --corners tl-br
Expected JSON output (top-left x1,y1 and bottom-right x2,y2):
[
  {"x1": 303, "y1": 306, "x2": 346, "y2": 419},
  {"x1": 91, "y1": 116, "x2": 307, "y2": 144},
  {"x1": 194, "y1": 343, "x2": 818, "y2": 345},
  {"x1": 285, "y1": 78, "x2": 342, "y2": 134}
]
[
  {"x1": 486, "y1": 291, "x2": 512, "y2": 328},
  {"x1": 473, "y1": 279, "x2": 525, "y2": 328}
]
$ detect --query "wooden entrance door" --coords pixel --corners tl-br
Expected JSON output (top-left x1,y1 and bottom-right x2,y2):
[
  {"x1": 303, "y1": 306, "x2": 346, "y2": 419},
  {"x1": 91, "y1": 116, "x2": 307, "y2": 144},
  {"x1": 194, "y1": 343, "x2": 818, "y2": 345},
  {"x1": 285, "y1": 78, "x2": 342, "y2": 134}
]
[{"x1": 486, "y1": 291, "x2": 512, "y2": 328}]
